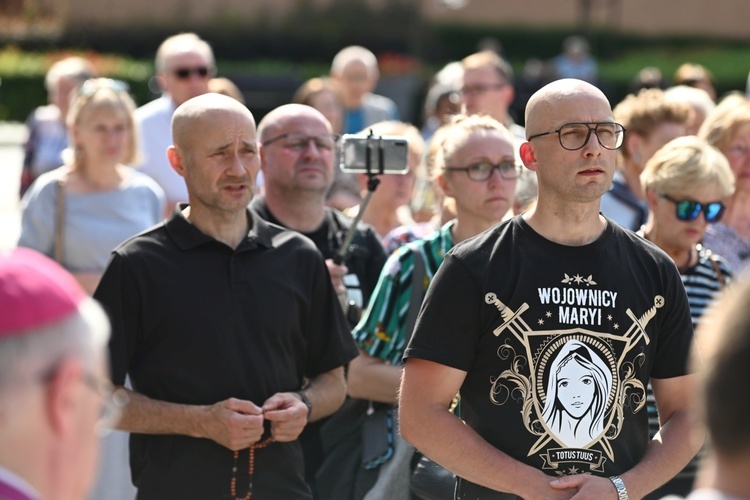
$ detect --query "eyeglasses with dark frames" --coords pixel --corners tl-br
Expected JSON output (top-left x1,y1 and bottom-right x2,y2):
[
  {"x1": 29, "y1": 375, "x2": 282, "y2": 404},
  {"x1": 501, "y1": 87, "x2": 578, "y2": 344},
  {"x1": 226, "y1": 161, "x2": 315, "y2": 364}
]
[
  {"x1": 527, "y1": 122, "x2": 625, "y2": 151},
  {"x1": 660, "y1": 194, "x2": 725, "y2": 223},
  {"x1": 172, "y1": 66, "x2": 212, "y2": 80},
  {"x1": 444, "y1": 160, "x2": 520, "y2": 181},
  {"x1": 262, "y1": 133, "x2": 339, "y2": 152}
]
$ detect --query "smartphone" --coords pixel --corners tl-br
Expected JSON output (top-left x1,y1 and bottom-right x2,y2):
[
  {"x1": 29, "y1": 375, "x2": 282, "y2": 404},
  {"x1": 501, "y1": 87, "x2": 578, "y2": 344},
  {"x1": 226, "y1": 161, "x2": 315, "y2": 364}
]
[{"x1": 338, "y1": 134, "x2": 410, "y2": 174}]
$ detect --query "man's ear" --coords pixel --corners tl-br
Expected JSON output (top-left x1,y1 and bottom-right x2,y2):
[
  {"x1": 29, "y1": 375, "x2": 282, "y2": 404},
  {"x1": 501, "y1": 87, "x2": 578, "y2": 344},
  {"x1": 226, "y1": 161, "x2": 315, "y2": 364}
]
[
  {"x1": 167, "y1": 146, "x2": 186, "y2": 178},
  {"x1": 155, "y1": 74, "x2": 168, "y2": 93},
  {"x1": 519, "y1": 142, "x2": 539, "y2": 173},
  {"x1": 624, "y1": 133, "x2": 642, "y2": 162},
  {"x1": 45, "y1": 358, "x2": 84, "y2": 436}
]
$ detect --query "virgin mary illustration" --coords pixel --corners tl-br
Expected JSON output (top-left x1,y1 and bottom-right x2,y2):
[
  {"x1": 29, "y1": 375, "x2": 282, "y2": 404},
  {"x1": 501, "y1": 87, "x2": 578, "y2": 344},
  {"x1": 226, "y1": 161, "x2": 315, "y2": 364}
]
[{"x1": 541, "y1": 340, "x2": 613, "y2": 448}]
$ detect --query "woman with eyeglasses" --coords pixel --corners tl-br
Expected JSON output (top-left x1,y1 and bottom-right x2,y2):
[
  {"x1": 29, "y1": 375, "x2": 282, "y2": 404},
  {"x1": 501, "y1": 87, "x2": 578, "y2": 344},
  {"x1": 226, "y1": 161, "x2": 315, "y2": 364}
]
[
  {"x1": 699, "y1": 93, "x2": 750, "y2": 275},
  {"x1": 19, "y1": 78, "x2": 165, "y2": 295},
  {"x1": 638, "y1": 135, "x2": 734, "y2": 499},
  {"x1": 348, "y1": 114, "x2": 517, "y2": 499}
]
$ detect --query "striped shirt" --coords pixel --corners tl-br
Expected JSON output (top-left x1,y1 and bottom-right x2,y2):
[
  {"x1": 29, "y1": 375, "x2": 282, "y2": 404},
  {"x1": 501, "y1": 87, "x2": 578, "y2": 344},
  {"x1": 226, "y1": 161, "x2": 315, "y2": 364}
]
[
  {"x1": 353, "y1": 221, "x2": 455, "y2": 365},
  {"x1": 645, "y1": 243, "x2": 731, "y2": 489}
]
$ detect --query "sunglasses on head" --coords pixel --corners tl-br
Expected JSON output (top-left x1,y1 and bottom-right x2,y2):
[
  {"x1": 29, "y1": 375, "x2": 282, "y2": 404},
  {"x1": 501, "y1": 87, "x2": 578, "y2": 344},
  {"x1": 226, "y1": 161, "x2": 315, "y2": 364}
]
[
  {"x1": 660, "y1": 194, "x2": 725, "y2": 223},
  {"x1": 173, "y1": 66, "x2": 210, "y2": 79}
]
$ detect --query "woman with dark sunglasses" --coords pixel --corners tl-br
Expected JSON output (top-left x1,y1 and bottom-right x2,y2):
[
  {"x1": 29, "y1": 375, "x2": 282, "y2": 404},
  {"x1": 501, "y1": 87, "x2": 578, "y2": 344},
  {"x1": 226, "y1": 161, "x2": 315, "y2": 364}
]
[
  {"x1": 637, "y1": 135, "x2": 734, "y2": 499},
  {"x1": 640, "y1": 136, "x2": 735, "y2": 319}
]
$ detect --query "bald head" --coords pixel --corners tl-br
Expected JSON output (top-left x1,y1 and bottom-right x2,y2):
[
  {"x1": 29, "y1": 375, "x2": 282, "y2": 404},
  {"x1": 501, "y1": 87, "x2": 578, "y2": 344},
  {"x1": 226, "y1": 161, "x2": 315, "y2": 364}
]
[
  {"x1": 258, "y1": 103, "x2": 332, "y2": 143},
  {"x1": 525, "y1": 79, "x2": 611, "y2": 137},
  {"x1": 172, "y1": 93, "x2": 255, "y2": 151}
]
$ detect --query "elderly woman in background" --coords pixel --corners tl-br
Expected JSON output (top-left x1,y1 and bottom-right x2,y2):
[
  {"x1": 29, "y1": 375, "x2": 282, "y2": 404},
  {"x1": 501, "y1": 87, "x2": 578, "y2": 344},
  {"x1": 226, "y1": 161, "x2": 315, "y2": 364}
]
[
  {"x1": 19, "y1": 78, "x2": 165, "y2": 294},
  {"x1": 601, "y1": 88, "x2": 692, "y2": 230},
  {"x1": 21, "y1": 56, "x2": 96, "y2": 195},
  {"x1": 640, "y1": 135, "x2": 734, "y2": 322},
  {"x1": 638, "y1": 135, "x2": 734, "y2": 499},
  {"x1": 699, "y1": 93, "x2": 750, "y2": 275}
]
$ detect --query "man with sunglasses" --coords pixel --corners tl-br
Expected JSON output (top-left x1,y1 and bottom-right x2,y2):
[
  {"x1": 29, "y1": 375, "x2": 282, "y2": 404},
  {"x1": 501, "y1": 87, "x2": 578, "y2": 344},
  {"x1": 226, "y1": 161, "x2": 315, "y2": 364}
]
[
  {"x1": 135, "y1": 33, "x2": 216, "y2": 215},
  {"x1": 400, "y1": 79, "x2": 701, "y2": 500},
  {"x1": 0, "y1": 247, "x2": 113, "y2": 500},
  {"x1": 251, "y1": 104, "x2": 387, "y2": 498}
]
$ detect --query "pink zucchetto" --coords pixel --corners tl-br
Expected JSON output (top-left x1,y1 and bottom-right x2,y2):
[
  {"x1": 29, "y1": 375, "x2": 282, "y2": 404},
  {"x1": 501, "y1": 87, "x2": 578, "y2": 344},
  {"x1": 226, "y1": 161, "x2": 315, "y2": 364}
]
[{"x1": 0, "y1": 247, "x2": 86, "y2": 337}]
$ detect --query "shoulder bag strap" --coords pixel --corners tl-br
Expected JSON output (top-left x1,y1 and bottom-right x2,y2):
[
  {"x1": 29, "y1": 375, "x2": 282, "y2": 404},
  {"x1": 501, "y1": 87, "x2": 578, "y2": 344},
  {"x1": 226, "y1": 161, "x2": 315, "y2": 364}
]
[
  {"x1": 700, "y1": 244, "x2": 726, "y2": 289},
  {"x1": 54, "y1": 178, "x2": 66, "y2": 264},
  {"x1": 404, "y1": 246, "x2": 425, "y2": 344}
]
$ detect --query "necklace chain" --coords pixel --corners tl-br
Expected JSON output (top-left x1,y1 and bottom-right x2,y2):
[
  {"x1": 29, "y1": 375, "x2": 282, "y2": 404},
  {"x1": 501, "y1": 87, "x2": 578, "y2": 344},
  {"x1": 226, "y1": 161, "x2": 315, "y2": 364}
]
[{"x1": 230, "y1": 437, "x2": 273, "y2": 499}]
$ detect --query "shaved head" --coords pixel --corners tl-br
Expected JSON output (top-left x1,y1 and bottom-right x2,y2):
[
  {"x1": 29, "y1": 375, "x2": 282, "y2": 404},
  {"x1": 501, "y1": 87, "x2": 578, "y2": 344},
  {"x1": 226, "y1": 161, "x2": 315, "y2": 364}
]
[
  {"x1": 525, "y1": 79, "x2": 610, "y2": 137},
  {"x1": 257, "y1": 103, "x2": 332, "y2": 143},
  {"x1": 172, "y1": 93, "x2": 255, "y2": 152}
]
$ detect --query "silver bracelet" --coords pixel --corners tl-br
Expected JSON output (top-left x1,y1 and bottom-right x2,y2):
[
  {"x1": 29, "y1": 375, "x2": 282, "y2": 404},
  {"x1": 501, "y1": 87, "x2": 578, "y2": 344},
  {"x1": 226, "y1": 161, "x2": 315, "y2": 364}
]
[{"x1": 608, "y1": 475, "x2": 629, "y2": 500}]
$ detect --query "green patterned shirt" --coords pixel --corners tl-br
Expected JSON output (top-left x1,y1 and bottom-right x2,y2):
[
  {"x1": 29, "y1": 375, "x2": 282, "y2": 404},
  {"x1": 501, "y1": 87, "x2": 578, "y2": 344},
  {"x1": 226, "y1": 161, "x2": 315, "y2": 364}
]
[{"x1": 353, "y1": 220, "x2": 455, "y2": 365}]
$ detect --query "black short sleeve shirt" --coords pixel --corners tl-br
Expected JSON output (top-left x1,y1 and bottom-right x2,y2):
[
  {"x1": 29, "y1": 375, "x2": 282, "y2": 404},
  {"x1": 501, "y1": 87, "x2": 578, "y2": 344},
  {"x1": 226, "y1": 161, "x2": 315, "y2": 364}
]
[
  {"x1": 94, "y1": 207, "x2": 358, "y2": 499},
  {"x1": 405, "y1": 216, "x2": 694, "y2": 494}
]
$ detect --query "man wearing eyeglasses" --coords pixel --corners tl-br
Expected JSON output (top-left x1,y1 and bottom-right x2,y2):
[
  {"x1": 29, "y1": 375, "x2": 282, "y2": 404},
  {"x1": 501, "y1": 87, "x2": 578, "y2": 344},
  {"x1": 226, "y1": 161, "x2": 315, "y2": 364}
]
[
  {"x1": 460, "y1": 50, "x2": 525, "y2": 141},
  {"x1": 251, "y1": 104, "x2": 388, "y2": 498},
  {"x1": 399, "y1": 79, "x2": 701, "y2": 500},
  {"x1": 0, "y1": 247, "x2": 113, "y2": 500},
  {"x1": 135, "y1": 33, "x2": 216, "y2": 215},
  {"x1": 94, "y1": 94, "x2": 358, "y2": 499}
]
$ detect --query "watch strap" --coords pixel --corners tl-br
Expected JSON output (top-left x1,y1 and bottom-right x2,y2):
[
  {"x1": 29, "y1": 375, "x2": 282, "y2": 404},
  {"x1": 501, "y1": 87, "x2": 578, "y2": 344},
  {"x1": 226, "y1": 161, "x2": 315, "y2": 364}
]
[
  {"x1": 295, "y1": 390, "x2": 312, "y2": 419},
  {"x1": 608, "y1": 475, "x2": 629, "y2": 500}
]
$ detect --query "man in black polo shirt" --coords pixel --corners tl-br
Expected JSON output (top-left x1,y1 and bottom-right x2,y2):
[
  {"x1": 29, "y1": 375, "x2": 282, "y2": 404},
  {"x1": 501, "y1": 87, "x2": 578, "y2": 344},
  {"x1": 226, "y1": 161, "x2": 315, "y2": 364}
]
[
  {"x1": 94, "y1": 93, "x2": 358, "y2": 499},
  {"x1": 251, "y1": 104, "x2": 387, "y2": 499}
]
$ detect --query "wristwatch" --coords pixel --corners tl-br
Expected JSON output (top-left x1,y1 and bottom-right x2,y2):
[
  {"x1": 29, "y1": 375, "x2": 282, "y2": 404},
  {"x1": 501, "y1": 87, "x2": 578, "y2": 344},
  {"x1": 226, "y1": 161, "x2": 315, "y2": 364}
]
[
  {"x1": 608, "y1": 475, "x2": 629, "y2": 500},
  {"x1": 295, "y1": 390, "x2": 312, "y2": 419}
]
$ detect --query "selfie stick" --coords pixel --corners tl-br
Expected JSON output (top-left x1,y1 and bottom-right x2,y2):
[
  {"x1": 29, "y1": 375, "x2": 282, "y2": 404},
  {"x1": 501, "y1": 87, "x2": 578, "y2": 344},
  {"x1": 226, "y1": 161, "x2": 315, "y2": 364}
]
[{"x1": 333, "y1": 131, "x2": 384, "y2": 265}]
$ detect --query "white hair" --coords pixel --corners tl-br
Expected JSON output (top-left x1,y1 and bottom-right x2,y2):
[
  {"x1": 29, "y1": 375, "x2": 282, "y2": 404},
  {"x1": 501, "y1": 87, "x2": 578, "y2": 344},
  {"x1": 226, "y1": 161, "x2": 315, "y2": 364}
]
[
  {"x1": 331, "y1": 45, "x2": 378, "y2": 74},
  {"x1": 155, "y1": 33, "x2": 215, "y2": 74},
  {"x1": 0, "y1": 297, "x2": 110, "y2": 390},
  {"x1": 664, "y1": 85, "x2": 716, "y2": 118}
]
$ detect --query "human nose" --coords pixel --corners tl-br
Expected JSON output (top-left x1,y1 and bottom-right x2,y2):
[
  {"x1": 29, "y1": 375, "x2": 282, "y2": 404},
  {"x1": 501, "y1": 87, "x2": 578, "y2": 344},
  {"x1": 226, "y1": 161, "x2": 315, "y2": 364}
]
[
  {"x1": 300, "y1": 138, "x2": 325, "y2": 157},
  {"x1": 582, "y1": 127, "x2": 602, "y2": 155}
]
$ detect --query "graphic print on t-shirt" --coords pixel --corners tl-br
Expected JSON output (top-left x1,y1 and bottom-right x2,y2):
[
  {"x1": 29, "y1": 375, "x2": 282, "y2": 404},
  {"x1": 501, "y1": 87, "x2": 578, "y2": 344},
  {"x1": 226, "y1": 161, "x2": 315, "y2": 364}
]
[{"x1": 484, "y1": 272, "x2": 664, "y2": 475}]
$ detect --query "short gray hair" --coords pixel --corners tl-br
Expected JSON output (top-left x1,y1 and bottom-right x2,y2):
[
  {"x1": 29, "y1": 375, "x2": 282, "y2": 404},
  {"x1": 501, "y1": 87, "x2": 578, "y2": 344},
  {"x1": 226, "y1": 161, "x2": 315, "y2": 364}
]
[
  {"x1": 155, "y1": 33, "x2": 215, "y2": 75},
  {"x1": 331, "y1": 46, "x2": 378, "y2": 74},
  {"x1": 0, "y1": 297, "x2": 110, "y2": 391}
]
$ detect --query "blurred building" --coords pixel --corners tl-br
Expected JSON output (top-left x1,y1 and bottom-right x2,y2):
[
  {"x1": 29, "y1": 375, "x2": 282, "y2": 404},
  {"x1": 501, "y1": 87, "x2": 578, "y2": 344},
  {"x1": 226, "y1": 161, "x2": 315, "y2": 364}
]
[{"x1": 2, "y1": 0, "x2": 750, "y2": 40}]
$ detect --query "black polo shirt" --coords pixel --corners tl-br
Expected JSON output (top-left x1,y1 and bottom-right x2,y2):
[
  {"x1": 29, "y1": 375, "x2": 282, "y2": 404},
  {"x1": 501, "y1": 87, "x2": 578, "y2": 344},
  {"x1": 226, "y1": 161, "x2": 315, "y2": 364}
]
[
  {"x1": 94, "y1": 207, "x2": 358, "y2": 500},
  {"x1": 250, "y1": 197, "x2": 387, "y2": 314}
]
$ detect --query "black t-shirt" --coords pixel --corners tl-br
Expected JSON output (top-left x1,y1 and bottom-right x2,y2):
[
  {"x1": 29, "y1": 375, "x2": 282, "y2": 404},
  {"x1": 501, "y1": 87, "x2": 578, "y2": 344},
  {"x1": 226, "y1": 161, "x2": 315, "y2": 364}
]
[
  {"x1": 405, "y1": 216, "x2": 693, "y2": 496},
  {"x1": 250, "y1": 198, "x2": 387, "y2": 316},
  {"x1": 251, "y1": 198, "x2": 388, "y2": 498},
  {"x1": 94, "y1": 208, "x2": 358, "y2": 499}
]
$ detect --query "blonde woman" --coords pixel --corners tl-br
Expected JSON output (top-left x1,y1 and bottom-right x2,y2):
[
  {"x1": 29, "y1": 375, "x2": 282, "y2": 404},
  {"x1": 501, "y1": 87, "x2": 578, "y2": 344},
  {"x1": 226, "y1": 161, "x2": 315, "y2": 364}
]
[
  {"x1": 638, "y1": 135, "x2": 734, "y2": 498},
  {"x1": 699, "y1": 93, "x2": 750, "y2": 275},
  {"x1": 19, "y1": 78, "x2": 165, "y2": 294},
  {"x1": 350, "y1": 113, "x2": 518, "y2": 499}
]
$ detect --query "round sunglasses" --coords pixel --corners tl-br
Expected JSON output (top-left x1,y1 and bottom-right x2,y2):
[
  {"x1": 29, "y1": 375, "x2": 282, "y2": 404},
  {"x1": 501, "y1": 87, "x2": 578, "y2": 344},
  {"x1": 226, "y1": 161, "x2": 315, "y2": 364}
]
[{"x1": 660, "y1": 194, "x2": 725, "y2": 223}]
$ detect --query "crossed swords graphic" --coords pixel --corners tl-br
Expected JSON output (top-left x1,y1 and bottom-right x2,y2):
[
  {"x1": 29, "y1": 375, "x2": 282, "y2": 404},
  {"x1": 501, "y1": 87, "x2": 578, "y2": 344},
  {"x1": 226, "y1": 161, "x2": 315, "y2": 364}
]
[{"x1": 484, "y1": 290, "x2": 664, "y2": 459}]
